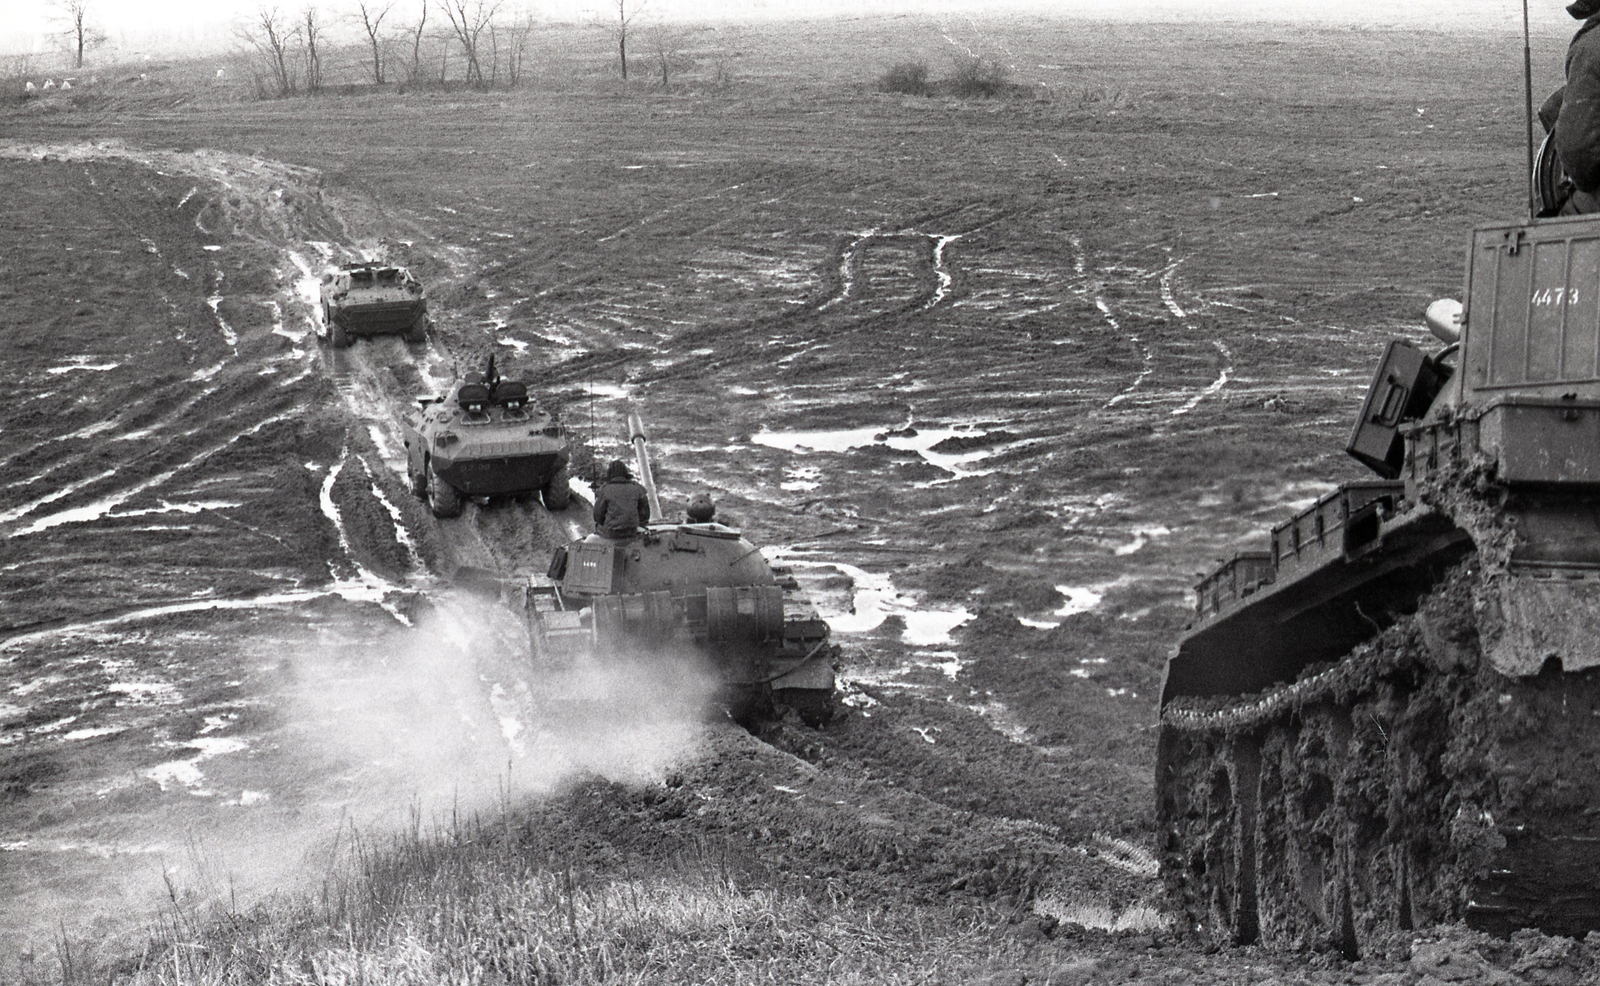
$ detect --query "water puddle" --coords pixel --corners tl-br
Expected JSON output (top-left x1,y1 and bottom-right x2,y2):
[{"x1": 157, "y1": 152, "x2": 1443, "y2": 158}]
[
  {"x1": 45, "y1": 357, "x2": 120, "y2": 375},
  {"x1": 316, "y1": 453, "x2": 413, "y2": 624},
  {"x1": 144, "y1": 735, "x2": 250, "y2": 795},
  {"x1": 771, "y1": 555, "x2": 971, "y2": 646},
  {"x1": 1113, "y1": 526, "x2": 1171, "y2": 556},
  {"x1": 925, "y1": 233, "x2": 962, "y2": 308},
  {"x1": 10, "y1": 412, "x2": 296, "y2": 537},
  {"x1": 752, "y1": 421, "x2": 1000, "y2": 477}
]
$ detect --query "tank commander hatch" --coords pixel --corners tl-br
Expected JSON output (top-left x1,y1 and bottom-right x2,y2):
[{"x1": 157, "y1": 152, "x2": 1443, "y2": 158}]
[
  {"x1": 1541, "y1": 0, "x2": 1600, "y2": 213},
  {"x1": 593, "y1": 459, "x2": 650, "y2": 539}
]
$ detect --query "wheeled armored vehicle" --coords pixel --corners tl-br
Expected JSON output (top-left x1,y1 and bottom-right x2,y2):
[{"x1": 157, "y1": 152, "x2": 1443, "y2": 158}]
[
  {"x1": 526, "y1": 413, "x2": 837, "y2": 725},
  {"x1": 320, "y1": 262, "x2": 428, "y2": 347},
  {"x1": 402, "y1": 357, "x2": 570, "y2": 518},
  {"x1": 1158, "y1": 209, "x2": 1600, "y2": 951}
]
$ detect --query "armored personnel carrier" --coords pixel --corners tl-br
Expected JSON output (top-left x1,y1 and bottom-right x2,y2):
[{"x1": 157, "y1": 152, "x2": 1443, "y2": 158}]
[
  {"x1": 1158, "y1": 210, "x2": 1600, "y2": 951},
  {"x1": 402, "y1": 357, "x2": 570, "y2": 518},
  {"x1": 320, "y1": 262, "x2": 428, "y2": 347},
  {"x1": 526, "y1": 413, "x2": 837, "y2": 725}
]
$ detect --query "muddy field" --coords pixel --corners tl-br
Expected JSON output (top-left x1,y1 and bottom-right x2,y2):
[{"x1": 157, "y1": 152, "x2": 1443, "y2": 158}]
[{"x1": 0, "y1": 13, "x2": 1592, "y2": 982}]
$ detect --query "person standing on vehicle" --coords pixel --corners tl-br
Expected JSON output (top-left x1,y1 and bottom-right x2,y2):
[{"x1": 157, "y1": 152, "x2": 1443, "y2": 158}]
[
  {"x1": 593, "y1": 459, "x2": 651, "y2": 539},
  {"x1": 1542, "y1": 0, "x2": 1600, "y2": 213}
]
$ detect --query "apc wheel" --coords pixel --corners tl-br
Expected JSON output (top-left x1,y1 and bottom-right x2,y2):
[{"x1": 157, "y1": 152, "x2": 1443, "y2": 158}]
[
  {"x1": 404, "y1": 314, "x2": 428, "y2": 345},
  {"x1": 427, "y1": 459, "x2": 462, "y2": 518},
  {"x1": 408, "y1": 458, "x2": 427, "y2": 498},
  {"x1": 541, "y1": 464, "x2": 572, "y2": 511}
]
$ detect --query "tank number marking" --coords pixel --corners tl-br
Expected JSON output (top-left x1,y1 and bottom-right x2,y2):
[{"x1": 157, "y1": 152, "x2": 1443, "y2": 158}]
[{"x1": 1531, "y1": 287, "x2": 1580, "y2": 306}]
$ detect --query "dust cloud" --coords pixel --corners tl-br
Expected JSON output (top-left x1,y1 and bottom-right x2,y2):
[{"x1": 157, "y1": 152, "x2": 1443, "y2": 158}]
[
  {"x1": 280, "y1": 592, "x2": 717, "y2": 814},
  {"x1": 44, "y1": 593, "x2": 717, "y2": 957}
]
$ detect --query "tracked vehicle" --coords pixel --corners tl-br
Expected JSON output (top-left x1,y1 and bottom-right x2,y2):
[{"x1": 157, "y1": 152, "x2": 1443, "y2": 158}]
[
  {"x1": 526, "y1": 413, "x2": 837, "y2": 725},
  {"x1": 1159, "y1": 211, "x2": 1600, "y2": 951},
  {"x1": 402, "y1": 357, "x2": 570, "y2": 518},
  {"x1": 320, "y1": 262, "x2": 428, "y2": 347}
]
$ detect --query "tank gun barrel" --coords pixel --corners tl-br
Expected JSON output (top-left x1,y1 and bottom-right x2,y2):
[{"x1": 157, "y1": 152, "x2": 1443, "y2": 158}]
[{"x1": 627, "y1": 411, "x2": 664, "y2": 523}]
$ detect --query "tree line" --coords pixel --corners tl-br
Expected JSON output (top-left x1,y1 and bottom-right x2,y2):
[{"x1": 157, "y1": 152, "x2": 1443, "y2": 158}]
[
  {"x1": 238, "y1": 2, "x2": 543, "y2": 97},
  {"x1": 32, "y1": 0, "x2": 697, "y2": 97}
]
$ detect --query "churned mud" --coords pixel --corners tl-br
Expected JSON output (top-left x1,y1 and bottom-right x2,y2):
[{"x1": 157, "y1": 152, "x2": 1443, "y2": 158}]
[{"x1": 5, "y1": 14, "x2": 1600, "y2": 982}]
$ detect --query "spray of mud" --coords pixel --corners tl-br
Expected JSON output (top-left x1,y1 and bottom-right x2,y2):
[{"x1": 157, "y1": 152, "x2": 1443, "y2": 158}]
[{"x1": 12, "y1": 591, "x2": 716, "y2": 962}]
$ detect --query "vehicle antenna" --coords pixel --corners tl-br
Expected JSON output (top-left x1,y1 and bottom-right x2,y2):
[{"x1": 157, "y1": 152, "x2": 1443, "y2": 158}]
[{"x1": 1524, "y1": 0, "x2": 1537, "y2": 216}]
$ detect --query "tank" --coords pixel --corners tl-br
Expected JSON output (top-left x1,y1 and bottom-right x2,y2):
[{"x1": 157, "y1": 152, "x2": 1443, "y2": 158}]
[
  {"x1": 526, "y1": 412, "x2": 838, "y2": 725},
  {"x1": 401, "y1": 356, "x2": 571, "y2": 518},
  {"x1": 1158, "y1": 213, "x2": 1600, "y2": 953},
  {"x1": 320, "y1": 262, "x2": 428, "y2": 347}
]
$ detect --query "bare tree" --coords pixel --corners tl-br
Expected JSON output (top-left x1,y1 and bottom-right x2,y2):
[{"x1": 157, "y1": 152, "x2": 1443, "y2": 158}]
[
  {"x1": 356, "y1": 0, "x2": 396, "y2": 84},
  {"x1": 440, "y1": 0, "x2": 501, "y2": 88},
  {"x1": 236, "y1": 6, "x2": 297, "y2": 97},
  {"x1": 501, "y1": 8, "x2": 535, "y2": 87},
  {"x1": 645, "y1": 24, "x2": 683, "y2": 88},
  {"x1": 400, "y1": 1, "x2": 428, "y2": 83},
  {"x1": 52, "y1": 0, "x2": 106, "y2": 69},
  {"x1": 614, "y1": 0, "x2": 645, "y2": 80},
  {"x1": 301, "y1": 6, "x2": 324, "y2": 92}
]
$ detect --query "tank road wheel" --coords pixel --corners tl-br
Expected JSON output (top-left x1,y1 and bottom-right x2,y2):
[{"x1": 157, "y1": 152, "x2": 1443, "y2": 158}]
[
  {"x1": 404, "y1": 313, "x2": 428, "y2": 345},
  {"x1": 724, "y1": 685, "x2": 772, "y2": 728},
  {"x1": 327, "y1": 308, "x2": 351, "y2": 348},
  {"x1": 541, "y1": 463, "x2": 572, "y2": 511},
  {"x1": 427, "y1": 458, "x2": 462, "y2": 518},
  {"x1": 773, "y1": 688, "x2": 836, "y2": 727}
]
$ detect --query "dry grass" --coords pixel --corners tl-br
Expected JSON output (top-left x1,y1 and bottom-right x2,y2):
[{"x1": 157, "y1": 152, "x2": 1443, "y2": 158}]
[{"x1": 41, "y1": 808, "x2": 1020, "y2": 986}]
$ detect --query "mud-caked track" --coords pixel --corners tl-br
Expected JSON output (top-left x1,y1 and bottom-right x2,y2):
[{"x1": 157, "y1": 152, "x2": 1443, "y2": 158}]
[{"x1": 1159, "y1": 562, "x2": 1600, "y2": 952}]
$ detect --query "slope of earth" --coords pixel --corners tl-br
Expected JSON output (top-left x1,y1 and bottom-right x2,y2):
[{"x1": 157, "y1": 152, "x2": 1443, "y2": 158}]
[{"x1": 0, "y1": 11, "x2": 1583, "y2": 978}]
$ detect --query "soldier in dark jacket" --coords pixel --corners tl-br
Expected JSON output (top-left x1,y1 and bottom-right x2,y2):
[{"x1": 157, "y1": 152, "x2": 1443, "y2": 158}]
[
  {"x1": 593, "y1": 459, "x2": 650, "y2": 539},
  {"x1": 1543, "y1": 0, "x2": 1600, "y2": 212}
]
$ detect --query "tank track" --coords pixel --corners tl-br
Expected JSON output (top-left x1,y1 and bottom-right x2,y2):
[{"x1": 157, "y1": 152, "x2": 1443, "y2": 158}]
[{"x1": 1158, "y1": 556, "x2": 1600, "y2": 954}]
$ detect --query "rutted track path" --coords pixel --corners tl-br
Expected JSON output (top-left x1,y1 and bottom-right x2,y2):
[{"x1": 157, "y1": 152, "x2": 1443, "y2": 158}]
[{"x1": 0, "y1": 143, "x2": 580, "y2": 956}]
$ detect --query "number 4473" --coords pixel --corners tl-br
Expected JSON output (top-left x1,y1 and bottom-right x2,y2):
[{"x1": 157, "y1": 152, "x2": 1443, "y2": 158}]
[{"x1": 1532, "y1": 287, "x2": 1580, "y2": 306}]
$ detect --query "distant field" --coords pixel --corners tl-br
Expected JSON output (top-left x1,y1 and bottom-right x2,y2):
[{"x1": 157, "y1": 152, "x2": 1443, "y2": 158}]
[{"x1": 0, "y1": 12, "x2": 1580, "y2": 980}]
